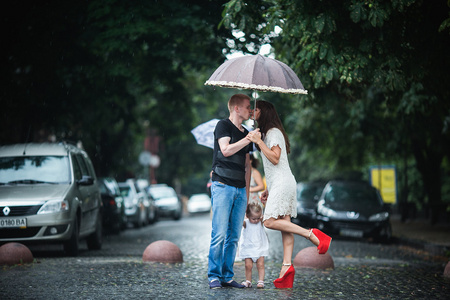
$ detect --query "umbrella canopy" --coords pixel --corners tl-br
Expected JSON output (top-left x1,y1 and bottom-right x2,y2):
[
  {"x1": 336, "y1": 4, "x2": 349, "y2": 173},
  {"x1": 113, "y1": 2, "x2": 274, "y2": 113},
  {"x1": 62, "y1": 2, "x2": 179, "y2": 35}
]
[
  {"x1": 191, "y1": 119, "x2": 253, "y2": 149},
  {"x1": 205, "y1": 54, "x2": 307, "y2": 95}
]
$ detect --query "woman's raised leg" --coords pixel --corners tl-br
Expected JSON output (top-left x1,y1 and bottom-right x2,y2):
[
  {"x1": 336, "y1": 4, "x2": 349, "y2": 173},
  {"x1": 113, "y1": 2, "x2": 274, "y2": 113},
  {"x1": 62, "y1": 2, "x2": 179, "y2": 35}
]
[{"x1": 264, "y1": 216, "x2": 323, "y2": 250}]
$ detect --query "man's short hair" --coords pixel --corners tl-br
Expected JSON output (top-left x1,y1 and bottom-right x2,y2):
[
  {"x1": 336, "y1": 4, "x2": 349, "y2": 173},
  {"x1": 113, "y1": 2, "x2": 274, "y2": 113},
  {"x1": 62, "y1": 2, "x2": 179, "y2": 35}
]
[{"x1": 228, "y1": 94, "x2": 251, "y2": 112}]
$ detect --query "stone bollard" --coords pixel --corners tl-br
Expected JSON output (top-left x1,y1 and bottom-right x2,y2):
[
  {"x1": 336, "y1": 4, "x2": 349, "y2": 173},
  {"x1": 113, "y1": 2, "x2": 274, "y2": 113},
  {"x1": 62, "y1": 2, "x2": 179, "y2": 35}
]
[
  {"x1": 0, "y1": 242, "x2": 34, "y2": 266},
  {"x1": 444, "y1": 261, "x2": 450, "y2": 278},
  {"x1": 293, "y1": 246, "x2": 334, "y2": 270},
  {"x1": 142, "y1": 240, "x2": 183, "y2": 263}
]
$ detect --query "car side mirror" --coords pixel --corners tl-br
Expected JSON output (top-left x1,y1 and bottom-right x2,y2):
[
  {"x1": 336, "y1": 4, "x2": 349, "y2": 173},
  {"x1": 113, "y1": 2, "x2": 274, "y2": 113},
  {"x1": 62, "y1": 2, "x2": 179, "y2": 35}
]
[{"x1": 77, "y1": 175, "x2": 94, "y2": 186}]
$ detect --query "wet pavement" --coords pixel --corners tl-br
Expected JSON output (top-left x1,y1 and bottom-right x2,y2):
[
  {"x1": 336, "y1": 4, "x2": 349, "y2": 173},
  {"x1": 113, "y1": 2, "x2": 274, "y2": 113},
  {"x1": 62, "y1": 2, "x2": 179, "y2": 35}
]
[{"x1": 1, "y1": 214, "x2": 449, "y2": 299}]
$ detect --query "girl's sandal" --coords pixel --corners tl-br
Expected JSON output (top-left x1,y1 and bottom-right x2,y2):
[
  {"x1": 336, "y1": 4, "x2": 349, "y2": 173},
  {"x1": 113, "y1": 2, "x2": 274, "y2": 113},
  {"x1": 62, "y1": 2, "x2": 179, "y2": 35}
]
[
  {"x1": 257, "y1": 280, "x2": 264, "y2": 289},
  {"x1": 241, "y1": 280, "x2": 252, "y2": 288}
]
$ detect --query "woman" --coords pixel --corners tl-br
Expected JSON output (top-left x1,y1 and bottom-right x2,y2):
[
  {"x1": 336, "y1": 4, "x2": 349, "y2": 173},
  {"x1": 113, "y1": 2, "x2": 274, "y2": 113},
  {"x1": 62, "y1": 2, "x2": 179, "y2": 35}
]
[
  {"x1": 249, "y1": 155, "x2": 265, "y2": 205},
  {"x1": 247, "y1": 100, "x2": 332, "y2": 289}
]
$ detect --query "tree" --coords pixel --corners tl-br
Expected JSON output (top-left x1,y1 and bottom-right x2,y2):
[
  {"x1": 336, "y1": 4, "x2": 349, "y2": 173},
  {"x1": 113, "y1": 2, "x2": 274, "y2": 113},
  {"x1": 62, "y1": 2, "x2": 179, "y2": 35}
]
[
  {"x1": 223, "y1": 0, "x2": 450, "y2": 223},
  {"x1": 1, "y1": 0, "x2": 235, "y2": 193}
]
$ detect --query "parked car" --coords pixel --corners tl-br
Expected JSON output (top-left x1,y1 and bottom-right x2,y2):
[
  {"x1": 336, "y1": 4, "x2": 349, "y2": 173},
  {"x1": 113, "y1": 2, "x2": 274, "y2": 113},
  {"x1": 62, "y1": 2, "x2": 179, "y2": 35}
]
[
  {"x1": 292, "y1": 181, "x2": 326, "y2": 227},
  {"x1": 0, "y1": 142, "x2": 103, "y2": 256},
  {"x1": 187, "y1": 193, "x2": 211, "y2": 214},
  {"x1": 98, "y1": 177, "x2": 126, "y2": 234},
  {"x1": 135, "y1": 179, "x2": 158, "y2": 224},
  {"x1": 316, "y1": 180, "x2": 392, "y2": 242},
  {"x1": 147, "y1": 184, "x2": 182, "y2": 220},
  {"x1": 118, "y1": 180, "x2": 147, "y2": 228}
]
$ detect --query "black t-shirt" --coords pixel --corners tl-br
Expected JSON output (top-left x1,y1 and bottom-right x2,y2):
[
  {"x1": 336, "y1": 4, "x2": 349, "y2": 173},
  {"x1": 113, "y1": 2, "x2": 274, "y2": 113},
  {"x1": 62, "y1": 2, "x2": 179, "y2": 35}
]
[{"x1": 211, "y1": 119, "x2": 251, "y2": 188}]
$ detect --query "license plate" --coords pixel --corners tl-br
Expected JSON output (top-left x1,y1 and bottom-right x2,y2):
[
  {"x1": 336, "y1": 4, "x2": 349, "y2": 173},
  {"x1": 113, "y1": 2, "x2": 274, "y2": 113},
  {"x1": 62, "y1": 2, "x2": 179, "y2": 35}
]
[
  {"x1": 340, "y1": 229, "x2": 363, "y2": 238},
  {"x1": 0, "y1": 218, "x2": 27, "y2": 228}
]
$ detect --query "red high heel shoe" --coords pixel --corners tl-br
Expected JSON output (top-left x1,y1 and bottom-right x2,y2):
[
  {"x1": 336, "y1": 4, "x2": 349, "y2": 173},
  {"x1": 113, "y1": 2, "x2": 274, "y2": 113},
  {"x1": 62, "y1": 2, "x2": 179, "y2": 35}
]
[
  {"x1": 273, "y1": 264, "x2": 295, "y2": 288},
  {"x1": 309, "y1": 228, "x2": 332, "y2": 254}
]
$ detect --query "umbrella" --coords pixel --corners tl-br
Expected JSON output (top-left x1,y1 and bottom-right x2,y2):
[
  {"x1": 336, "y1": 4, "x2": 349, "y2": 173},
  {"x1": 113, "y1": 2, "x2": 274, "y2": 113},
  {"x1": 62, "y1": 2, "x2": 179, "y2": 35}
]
[
  {"x1": 205, "y1": 54, "x2": 308, "y2": 95},
  {"x1": 191, "y1": 119, "x2": 253, "y2": 149}
]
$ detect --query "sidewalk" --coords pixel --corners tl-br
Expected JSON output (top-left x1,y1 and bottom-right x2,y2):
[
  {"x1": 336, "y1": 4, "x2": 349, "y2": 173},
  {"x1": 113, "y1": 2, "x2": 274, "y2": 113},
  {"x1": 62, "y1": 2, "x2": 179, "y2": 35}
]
[{"x1": 390, "y1": 214, "x2": 450, "y2": 256}]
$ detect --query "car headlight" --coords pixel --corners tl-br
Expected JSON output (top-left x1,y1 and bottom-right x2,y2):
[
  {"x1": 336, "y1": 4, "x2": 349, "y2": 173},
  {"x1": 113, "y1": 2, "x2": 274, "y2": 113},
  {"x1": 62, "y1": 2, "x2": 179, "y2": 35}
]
[
  {"x1": 38, "y1": 199, "x2": 70, "y2": 214},
  {"x1": 369, "y1": 212, "x2": 389, "y2": 221},
  {"x1": 317, "y1": 204, "x2": 337, "y2": 217}
]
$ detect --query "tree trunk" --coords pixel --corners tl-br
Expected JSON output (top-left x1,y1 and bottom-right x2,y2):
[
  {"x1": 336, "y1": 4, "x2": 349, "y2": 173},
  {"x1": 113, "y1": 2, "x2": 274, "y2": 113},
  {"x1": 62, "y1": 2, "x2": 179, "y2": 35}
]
[{"x1": 411, "y1": 137, "x2": 443, "y2": 225}]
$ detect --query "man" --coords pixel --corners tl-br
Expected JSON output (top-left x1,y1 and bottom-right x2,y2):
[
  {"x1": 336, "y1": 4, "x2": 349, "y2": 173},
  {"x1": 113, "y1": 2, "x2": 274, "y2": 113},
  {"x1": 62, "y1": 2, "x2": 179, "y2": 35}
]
[{"x1": 208, "y1": 94, "x2": 254, "y2": 289}]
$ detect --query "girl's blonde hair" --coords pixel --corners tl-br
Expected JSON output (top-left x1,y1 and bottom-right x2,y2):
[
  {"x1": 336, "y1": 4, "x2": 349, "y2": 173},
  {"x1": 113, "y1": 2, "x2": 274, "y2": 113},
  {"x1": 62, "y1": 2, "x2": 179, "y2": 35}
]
[{"x1": 246, "y1": 201, "x2": 263, "y2": 217}]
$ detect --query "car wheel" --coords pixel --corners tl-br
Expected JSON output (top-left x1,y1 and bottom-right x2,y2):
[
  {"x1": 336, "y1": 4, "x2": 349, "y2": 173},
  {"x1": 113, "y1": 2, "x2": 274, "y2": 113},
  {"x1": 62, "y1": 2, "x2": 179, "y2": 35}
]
[
  {"x1": 87, "y1": 212, "x2": 103, "y2": 250},
  {"x1": 64, "y1": 218, "x2": 79, "y2": 257},
  {"x1": 111, "y1": 219, "x2": 121, "y2": 235},
  {"x1": 376, "y1": 223, "x2": 392, "y2": 244},
  {"x1": 120, "y1": 214, "x2": 128, "y2": 230},
  {"x1": 173, "y1": 205, "x2": 182, "y2": 220},
  {"x1": 148, "y1": 207, "x2": 156, "y2": 224},
  {"x1": 134, "y1": 213, "x2": 143, "y2": 228},
  {"x1": 144, "y1": 208, "x2": 150, "y2": 226}
]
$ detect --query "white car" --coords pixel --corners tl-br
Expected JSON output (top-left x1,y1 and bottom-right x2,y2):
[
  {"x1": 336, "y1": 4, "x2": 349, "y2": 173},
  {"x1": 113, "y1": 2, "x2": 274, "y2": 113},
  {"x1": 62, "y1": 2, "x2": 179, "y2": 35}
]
[
  {"x1": 187, "y1": 193, "x2": 211, "y2": 214},
  {"x1": 118, "y1": 180, "x2": 147, "y2": 228},
  {"x1": 147, "y1": 184, "x2": 182, "y2": 220}
]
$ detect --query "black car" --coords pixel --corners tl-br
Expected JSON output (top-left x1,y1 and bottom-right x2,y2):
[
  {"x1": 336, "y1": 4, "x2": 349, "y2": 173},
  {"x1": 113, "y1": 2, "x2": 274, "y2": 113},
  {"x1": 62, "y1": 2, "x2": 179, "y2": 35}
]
[
  {"x1": 292, "y1": 181, "x2": 326, "y2": 228},
  {"x1": 98, "y1": 177, "x2": 126, "y2": 234},
  {"x1": 316, "y1": 180, "x2": 392, "y2": 242}
]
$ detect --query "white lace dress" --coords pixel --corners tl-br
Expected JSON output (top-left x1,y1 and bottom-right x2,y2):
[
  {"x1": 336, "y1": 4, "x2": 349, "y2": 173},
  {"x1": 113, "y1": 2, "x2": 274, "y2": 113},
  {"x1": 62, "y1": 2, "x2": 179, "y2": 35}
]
[{"x1": 260, "y1": 128, "x2": 297, "y2": 221}]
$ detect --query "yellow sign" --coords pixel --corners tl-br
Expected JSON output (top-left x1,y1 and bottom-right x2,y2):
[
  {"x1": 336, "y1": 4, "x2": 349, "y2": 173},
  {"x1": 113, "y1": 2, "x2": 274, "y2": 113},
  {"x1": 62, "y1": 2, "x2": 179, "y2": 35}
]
[{"x1": 370, "y1": 167, "x2": 397, "y2": 204}]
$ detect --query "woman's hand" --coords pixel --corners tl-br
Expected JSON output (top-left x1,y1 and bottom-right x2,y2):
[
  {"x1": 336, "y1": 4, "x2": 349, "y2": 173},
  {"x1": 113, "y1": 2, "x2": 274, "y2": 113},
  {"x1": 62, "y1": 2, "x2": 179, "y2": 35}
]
[
  {"x1": 260, "y1": 190, "x2": 268, "y2": 206},
  {"x1": 247, "y1": 129, "x2": 261, "y2": 144}
]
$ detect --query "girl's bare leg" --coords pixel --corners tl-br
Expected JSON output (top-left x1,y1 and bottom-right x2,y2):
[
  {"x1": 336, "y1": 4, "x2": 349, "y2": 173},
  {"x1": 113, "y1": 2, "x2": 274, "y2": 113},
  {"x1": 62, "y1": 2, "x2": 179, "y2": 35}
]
[
  {"x1": 245, "y1": 258, "x2": 253, "y2": 282},
  {"x1": 256, "y1": 256, "x2": 265, "y2": 282}
]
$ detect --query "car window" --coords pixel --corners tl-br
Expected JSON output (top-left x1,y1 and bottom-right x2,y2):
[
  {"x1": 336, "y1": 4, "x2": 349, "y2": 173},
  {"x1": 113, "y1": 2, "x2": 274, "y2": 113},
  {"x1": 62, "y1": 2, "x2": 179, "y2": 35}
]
[
  {"x1": 112, "y1": 183, "x2": 120, "y2": 196},
  {"x1": 84, "y1": 155, "x2": 97, "y2": 178},
  {"x1": 103, "y1": 179, "x2": 118, "y2": 195},
  {"x1": 191, "y1": 195, "x2": 209, "y2": 202},
  {"x1": 99, "y1": 181, "x2": 108, "y2": 194},
  {"x1": 298, "y1": 185, "x2": 324, "y2": 203},
  {"x1": 71, "y1": 154, "x2": 82, "y2": 181},
  {"x1": 119, "y1": 185, "x2": 131, "y2": 197},
  {"x1": 75, "y1": 154, "x2": 89, "y2": 176},
  {"x1": 0, "y1": 156, "x2": 71, "y2": 184},
  {"x1": 149, "y1": 187, "x2": 176, "y2": 199},
  {"x1": 325, "y1": 184, "x2": 380, "y2": 206}
]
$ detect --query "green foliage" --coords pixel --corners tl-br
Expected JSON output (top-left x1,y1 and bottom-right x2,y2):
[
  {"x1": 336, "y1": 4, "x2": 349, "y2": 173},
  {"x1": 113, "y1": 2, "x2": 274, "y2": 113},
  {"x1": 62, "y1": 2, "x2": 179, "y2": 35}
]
[
  {"x1": 222, "y1": 0, "x2": 450, "y2": 220},
  {"x1": 1, "y1": 0, "x2": 234, "y2": 195}
]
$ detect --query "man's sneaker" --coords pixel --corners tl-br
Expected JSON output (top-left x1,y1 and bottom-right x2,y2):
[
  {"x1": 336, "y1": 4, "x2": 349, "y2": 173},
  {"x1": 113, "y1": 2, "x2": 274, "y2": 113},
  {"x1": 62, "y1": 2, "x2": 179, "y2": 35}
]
[
  {"x1": 222, "y1": 280, "x2": 245, "y2": 288},
  {"x1": 209, "y1": 280, "x2": 222, "y2": 289}
]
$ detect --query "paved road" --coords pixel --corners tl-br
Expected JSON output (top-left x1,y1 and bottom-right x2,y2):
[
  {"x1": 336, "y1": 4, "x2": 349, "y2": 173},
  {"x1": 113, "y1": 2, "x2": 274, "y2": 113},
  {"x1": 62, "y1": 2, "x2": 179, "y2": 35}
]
[{"x1": 1, "y1": 214, "x2": 448, "y2": 299}]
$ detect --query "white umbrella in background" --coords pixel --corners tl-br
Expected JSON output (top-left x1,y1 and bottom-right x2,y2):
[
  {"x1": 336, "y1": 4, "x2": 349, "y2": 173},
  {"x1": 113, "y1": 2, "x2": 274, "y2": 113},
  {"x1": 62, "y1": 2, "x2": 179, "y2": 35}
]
[{"x1": 191, "y1": 119, "x2": 253, "y2": 149}]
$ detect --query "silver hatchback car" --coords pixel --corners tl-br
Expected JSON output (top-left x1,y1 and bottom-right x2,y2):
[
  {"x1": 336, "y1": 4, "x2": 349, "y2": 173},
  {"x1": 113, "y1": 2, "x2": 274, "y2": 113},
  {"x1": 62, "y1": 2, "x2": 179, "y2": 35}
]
[{"x1": 0, "y1": 143, "x2": 103, "y2": 256}]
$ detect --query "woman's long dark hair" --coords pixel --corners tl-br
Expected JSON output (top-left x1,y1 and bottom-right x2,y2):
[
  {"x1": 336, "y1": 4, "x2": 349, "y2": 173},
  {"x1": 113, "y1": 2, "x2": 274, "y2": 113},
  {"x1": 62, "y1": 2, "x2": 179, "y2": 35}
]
[{"x1": 255, "y1": 100, "x2": 291, "y2": 154}]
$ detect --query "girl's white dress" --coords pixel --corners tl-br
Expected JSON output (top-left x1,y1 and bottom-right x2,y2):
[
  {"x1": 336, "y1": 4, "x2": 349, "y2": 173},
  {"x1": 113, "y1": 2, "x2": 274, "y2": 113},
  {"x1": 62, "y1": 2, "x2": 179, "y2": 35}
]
[
  {"x1": 260, "y1": 128, "x2": 297, "y2": 222},
  {"x1": 238, "y1": 219, "x2": 269, "y2": 262}
]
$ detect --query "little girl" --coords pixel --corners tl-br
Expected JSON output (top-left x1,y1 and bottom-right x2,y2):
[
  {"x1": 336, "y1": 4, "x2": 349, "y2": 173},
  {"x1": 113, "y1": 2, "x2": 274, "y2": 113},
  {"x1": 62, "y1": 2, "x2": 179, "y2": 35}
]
[{"x1": 238, "y1": 202, "x2": 269, "y2": 288}]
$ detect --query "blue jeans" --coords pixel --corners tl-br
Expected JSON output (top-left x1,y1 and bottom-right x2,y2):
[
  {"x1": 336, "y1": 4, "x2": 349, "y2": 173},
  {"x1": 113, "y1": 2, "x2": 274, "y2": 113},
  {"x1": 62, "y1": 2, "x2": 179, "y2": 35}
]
[{"x1": 208, "y1": 181, "x2": 247, "y2": 283}]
